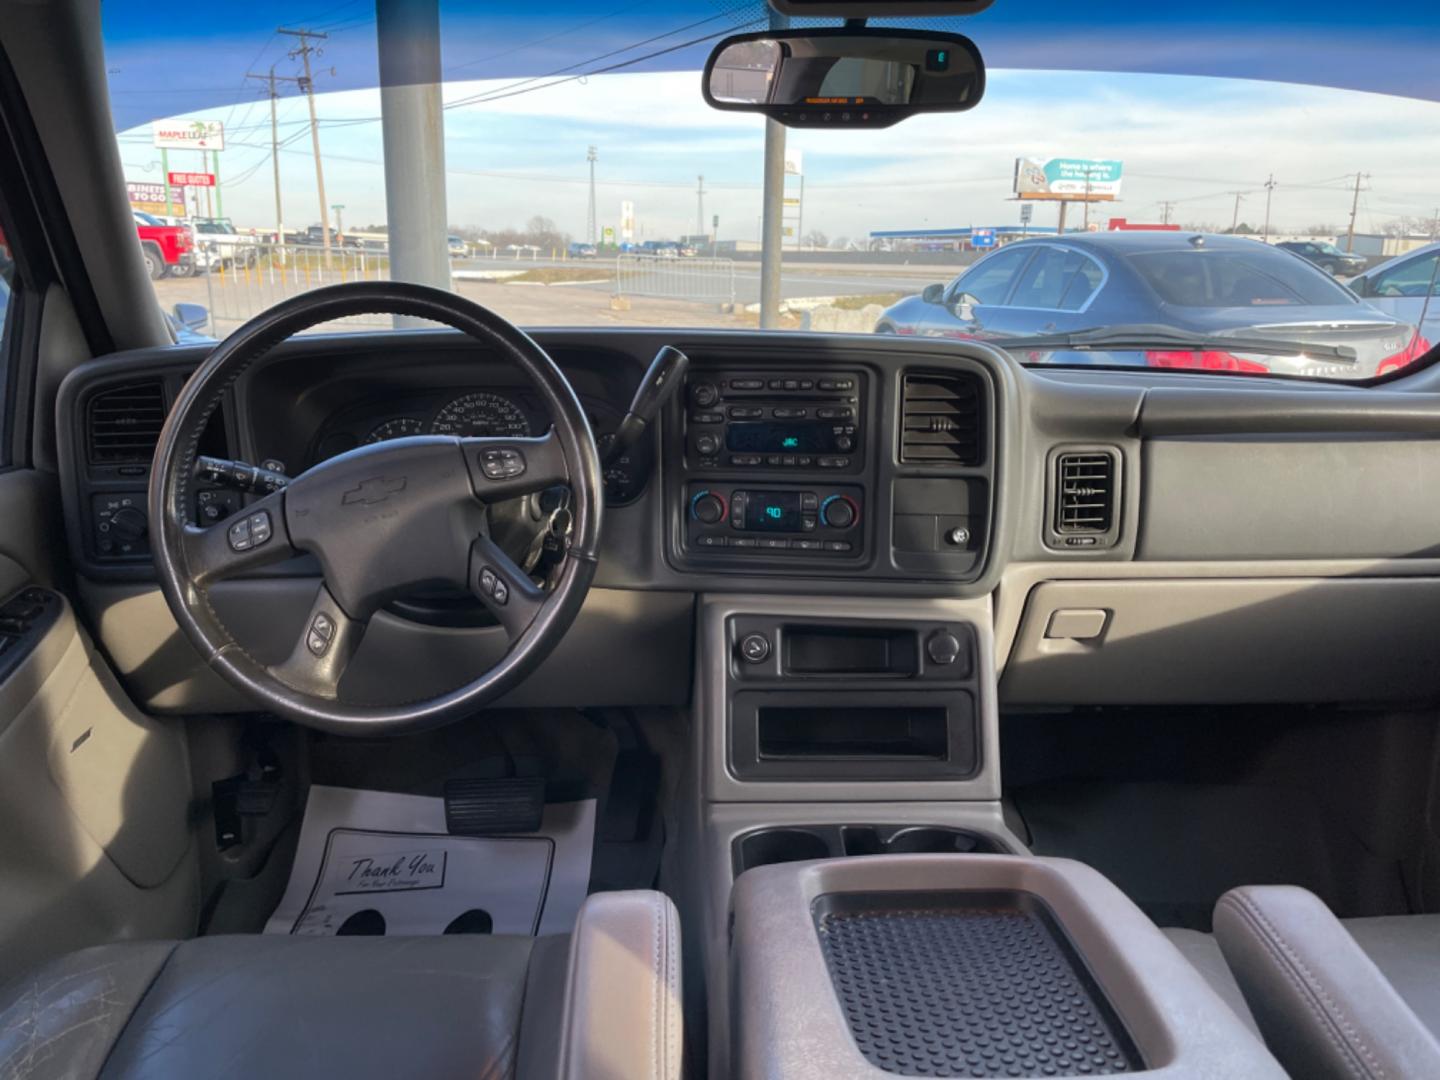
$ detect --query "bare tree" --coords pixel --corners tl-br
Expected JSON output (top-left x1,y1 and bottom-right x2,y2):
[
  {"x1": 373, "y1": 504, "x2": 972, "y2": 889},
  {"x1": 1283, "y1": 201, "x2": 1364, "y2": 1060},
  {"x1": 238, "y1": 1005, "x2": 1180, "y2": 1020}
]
[{"x1": 802, "y1": 228, "x2": 829, "y2": 250}]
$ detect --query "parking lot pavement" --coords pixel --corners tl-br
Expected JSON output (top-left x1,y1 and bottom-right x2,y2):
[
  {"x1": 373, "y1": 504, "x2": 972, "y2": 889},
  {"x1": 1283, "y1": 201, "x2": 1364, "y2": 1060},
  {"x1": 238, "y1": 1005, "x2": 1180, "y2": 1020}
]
[{"x1": 151, "y1": 274, "x2": 760, "y2": 333}]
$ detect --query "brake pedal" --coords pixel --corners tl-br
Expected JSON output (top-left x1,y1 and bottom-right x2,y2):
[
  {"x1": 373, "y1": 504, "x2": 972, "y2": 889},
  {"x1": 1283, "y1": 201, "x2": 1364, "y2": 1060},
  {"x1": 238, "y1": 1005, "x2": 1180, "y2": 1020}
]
[{"x1": 443, "y1": 777, "x2": 546, "y2": 835}]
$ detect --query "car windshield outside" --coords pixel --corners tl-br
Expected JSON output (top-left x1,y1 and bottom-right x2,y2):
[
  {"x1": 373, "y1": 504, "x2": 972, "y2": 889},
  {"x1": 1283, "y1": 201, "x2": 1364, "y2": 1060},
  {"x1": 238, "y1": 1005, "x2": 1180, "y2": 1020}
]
[{"x1": 103, "y1": 0, "x2": 1440, "y2": 381}]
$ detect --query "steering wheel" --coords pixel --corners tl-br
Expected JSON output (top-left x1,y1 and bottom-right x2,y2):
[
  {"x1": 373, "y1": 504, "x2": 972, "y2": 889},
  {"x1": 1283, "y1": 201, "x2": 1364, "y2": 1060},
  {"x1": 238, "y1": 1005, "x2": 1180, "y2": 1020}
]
[{"x1": 149, "y1": 282, "x2": 602, "y2": 735}]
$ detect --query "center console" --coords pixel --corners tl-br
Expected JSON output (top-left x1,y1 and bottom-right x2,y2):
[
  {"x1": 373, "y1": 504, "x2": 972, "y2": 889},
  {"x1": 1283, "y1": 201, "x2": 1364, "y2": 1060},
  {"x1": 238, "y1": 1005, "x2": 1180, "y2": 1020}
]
[{"x1": 730, "y1": 855, "x2": 1285, "y2": 1079}]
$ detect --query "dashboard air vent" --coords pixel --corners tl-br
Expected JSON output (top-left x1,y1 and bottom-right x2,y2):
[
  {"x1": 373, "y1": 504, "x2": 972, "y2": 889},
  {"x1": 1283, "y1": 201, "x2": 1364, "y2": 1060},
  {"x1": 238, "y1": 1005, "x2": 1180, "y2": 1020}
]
[
  {"x1": 899, "y1": 371, "x2": 982, "y2": 465},
  {"x1": 87, "y1": 380, "x2": 166, "y2": 464},
  {"x1": 1055, "y1": 452, "x2": 1115, "y2": 534}
]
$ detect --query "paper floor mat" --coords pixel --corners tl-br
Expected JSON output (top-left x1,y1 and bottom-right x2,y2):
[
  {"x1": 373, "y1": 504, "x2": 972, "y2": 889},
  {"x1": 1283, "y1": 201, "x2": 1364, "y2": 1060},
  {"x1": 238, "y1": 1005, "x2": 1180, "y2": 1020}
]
[{"x1": 265, "y1": 785, "x2": 595, "y2": 937}]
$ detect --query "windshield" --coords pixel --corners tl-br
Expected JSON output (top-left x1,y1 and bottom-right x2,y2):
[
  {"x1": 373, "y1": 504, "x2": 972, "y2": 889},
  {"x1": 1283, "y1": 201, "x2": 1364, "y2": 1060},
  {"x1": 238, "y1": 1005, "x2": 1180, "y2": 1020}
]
[{"x1": 104, "y1": 0, "x2": 1440, "y2": 381}]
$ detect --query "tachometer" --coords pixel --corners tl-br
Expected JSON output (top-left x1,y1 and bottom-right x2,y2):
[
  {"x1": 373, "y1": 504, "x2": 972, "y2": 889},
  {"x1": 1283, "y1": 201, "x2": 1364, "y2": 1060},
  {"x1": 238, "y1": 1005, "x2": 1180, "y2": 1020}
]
[
  {"x1": 364, "y1": 417, "x2": 425, "y2": 444},
  {"x1": 430, "y1": 392, "x2": 532, "y2": 438}
]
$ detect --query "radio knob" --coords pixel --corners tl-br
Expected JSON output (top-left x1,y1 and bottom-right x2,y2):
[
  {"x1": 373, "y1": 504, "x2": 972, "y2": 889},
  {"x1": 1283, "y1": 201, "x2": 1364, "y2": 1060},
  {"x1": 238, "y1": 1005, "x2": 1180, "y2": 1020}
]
[
  {"x1": 692, "y1": 492, "x2": 726, "y2": 524},
  {"x1": 820, "y1": 495, "x2": 857, "y2": 530},
  {"x1": 835, "y1": 434, "x2": 855, "y2": 453},
  {"x1": 690, "y1": 382, "x2": 719, "y2": 408},
  {"x1": 695, "y1": 433, "x2": 721, "y2": 456}
]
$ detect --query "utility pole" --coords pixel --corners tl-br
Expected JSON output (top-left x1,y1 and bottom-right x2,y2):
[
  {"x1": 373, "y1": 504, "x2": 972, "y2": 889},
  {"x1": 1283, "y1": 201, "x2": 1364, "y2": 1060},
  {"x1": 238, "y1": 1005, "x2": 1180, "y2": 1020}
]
[
  {"x1": 1159, "y1": 201, "x2": 1175, "y2": 226},
  {"x1": 246, "y1": 66, "x2": 286, "y2": 244},
  {"x1": 1345, "y1": 171, "x2": 1370, "y2": 253},
  {"x1": 1262, "y1": 175, "x2": 1277, "y2": 243},
  {"x1": 1431, "y1": 208, "x2": 1439, "y2": 242},
  {"x1": 696, "y1": 174, "x2": 706, "y2": 240},
  {"x1": 1230, "y1": 191, "x2": 1246, "y2": 233},
  {"x1": 586, "y1": 146, "x2": 598, "y2": 245},
  {"x1": 278, "y1": 27, "x2": 332, "y2": 261}
]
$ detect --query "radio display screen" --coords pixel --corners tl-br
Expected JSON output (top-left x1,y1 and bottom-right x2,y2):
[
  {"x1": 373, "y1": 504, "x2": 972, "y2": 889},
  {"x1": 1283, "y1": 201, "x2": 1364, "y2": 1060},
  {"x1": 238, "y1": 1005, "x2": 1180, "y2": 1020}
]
[
  {"x1": 743, "y1": 491, "x2": 803, "y2": 531},
  {"x1": 727, "y1": 421, "x2": 839, "y2": 454}
]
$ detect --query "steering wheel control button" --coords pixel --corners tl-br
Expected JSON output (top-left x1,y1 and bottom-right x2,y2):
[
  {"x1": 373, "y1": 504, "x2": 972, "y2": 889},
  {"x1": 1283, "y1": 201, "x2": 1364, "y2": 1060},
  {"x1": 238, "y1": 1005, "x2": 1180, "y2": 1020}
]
[
  {"x1": 739, "y1": 632, "x2": 771, "y2": 664},
  {"x1": 306, "y1": 611, "x2": 337, "y2": 657},
  {"x1": 476, "y1": 566, "x2": 509, "y2": 605},
  {"x1": 478, "y1": 447, "x2": 526, "y2": 480},
  {"x1": 249, "y1": 511, "x2": 272, "y2": 545},
  {"x1": 926, "y1": 630, "x2": 963, "y2": 667},
  {"x1": 227, "y1": 518, "x2": 253, "y2": 552}
]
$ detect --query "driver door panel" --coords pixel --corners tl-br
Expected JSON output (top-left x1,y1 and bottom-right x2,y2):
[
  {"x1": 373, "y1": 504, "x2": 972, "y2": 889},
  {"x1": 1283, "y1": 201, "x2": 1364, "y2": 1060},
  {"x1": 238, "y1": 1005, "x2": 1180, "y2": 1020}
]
[{"x1": 0, "y1": 468, "x2": 197, "y2": 975}]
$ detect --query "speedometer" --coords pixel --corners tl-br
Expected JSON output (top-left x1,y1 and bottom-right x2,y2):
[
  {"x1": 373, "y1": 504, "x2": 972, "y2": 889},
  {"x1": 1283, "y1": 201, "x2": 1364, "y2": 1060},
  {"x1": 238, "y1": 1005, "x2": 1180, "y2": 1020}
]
[{"x1": 429, "y1": 392, "x2": 532, "y2": 438}]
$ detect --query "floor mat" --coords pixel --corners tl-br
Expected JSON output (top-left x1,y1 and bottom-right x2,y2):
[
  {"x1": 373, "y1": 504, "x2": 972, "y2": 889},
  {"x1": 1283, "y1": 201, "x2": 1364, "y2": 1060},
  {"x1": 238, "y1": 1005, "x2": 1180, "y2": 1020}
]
[
  {"x1": 1013, "y1": 780, "x2": 1408, "y2": 931},
  {"x1": 264, "y1": 785, "x2": 595, "y2": 937}
]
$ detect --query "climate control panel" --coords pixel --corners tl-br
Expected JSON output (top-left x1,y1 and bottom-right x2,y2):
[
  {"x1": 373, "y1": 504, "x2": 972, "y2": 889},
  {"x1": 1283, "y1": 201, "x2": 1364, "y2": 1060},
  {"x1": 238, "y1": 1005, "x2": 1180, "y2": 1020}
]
[{"x1": 685, "y1": 482, "x2": 864, "y2": 557}]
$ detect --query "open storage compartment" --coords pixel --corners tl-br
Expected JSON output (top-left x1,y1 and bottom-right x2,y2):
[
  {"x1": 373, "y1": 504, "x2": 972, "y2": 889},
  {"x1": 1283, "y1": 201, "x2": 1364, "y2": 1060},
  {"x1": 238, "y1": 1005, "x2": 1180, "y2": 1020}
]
[{"x1": 731, "y1": 690, "x2": 978, "y2": 781}]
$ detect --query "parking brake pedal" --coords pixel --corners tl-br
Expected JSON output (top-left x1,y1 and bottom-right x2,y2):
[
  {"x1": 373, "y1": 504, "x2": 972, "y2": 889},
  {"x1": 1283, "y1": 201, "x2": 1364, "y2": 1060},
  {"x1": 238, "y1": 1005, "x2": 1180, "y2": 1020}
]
[{"x1": 444, "y1": 777, "x2": 546, "y2": 835}]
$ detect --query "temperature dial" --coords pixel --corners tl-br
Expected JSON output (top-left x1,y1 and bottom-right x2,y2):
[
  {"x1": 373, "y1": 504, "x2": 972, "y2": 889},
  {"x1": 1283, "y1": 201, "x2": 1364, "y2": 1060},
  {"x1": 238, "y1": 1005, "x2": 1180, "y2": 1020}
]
[
  {"x1": 820, "y1": 494, "x2": 858, "y2": 529},
  {"x1": 690, "y1": 491, "x2": 727, "y2": 524}
]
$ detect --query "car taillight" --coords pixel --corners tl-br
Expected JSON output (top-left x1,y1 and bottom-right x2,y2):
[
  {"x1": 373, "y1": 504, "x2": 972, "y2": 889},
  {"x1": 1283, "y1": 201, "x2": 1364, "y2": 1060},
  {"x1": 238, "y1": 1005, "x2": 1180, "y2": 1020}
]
[
  {"x1": 176, "y1": 232, "x2": 191, "y2": 250},
  {"x1": 1144, "y1": 350, "x2": 1268, "y2": 374},
  {"x1": 1377, "y1": 335, "x2": 1432, "y2": 377}
]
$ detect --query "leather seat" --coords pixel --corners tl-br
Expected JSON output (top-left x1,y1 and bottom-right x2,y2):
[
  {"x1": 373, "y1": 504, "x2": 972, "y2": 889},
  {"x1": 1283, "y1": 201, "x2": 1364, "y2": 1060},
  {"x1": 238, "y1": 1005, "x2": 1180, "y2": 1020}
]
[
  {"x1": 1167, "y1": 886, "x2": 1440, "y2": 1079},
  {"x1": 0, "y1": 890, "x2": 681, "y2": 1080}
]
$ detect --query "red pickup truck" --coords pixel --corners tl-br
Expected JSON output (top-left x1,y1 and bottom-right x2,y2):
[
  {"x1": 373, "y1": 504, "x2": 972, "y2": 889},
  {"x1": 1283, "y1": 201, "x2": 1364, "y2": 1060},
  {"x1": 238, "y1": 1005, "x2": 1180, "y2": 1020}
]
[{"x1": 132, "y1": 210, "x2": 193, "y2": 279}]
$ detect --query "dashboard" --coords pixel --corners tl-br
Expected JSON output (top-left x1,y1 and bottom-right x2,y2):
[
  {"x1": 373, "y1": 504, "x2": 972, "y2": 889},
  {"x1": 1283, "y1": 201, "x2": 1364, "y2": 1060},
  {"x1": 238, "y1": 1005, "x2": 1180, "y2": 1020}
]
[{"x1": 52, "y1": 327, "x2": 1440, "y2": 716}]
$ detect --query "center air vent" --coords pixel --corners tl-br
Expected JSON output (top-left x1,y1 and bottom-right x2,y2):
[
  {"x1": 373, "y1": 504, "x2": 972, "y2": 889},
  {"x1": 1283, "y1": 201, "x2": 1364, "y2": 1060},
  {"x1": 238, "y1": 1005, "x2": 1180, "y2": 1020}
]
[
  {"x1": 87, "y1": 380, "x2": 166, "y2": 464},
  {"x1": 1050, "y1": 449, "x2": 1120, "y2": 548},
  {"x1": 899, "y1": 371, "x2": 982, "y2": 465}
]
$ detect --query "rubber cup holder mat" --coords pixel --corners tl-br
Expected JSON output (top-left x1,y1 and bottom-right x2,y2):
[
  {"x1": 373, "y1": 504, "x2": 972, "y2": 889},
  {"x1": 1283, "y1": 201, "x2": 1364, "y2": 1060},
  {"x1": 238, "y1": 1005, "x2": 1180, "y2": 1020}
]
[{"x1": 813, "y1": 890, "x2": 1143, "y2": 1077}]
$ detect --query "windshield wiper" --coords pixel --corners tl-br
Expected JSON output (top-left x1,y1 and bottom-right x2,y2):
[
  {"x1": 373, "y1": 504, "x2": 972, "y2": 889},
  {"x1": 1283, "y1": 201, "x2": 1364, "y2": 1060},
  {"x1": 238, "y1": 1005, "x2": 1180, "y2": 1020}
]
[{"x1": 997, "y1": 324, "x2": 1358, "y2": 362}]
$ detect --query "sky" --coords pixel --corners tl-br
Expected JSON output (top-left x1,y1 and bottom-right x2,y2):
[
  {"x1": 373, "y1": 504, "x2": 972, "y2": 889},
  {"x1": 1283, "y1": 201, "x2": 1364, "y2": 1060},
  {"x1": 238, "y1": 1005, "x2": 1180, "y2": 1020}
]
[{"x1": 105, "y1": 1, "x2": 1440, "y2": 241}]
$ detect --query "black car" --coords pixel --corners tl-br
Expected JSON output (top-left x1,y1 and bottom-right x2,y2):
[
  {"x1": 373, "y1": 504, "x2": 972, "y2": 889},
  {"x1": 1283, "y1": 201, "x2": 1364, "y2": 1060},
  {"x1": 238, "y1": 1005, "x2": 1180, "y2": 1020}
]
[
  {"x1": 1276, "y1": 239, "x2": 1367, "y2": 276},
  {"x1": 877, "y1": 232, "x2": 1417, "y2": 378}
]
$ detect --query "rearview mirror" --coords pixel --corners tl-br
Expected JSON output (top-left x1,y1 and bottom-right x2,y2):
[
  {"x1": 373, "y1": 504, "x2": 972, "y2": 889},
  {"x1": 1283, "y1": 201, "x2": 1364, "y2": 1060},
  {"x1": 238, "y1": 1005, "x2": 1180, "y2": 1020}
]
[{"x1": 703, "y1": 28, "x2": 984, "y2": 129}]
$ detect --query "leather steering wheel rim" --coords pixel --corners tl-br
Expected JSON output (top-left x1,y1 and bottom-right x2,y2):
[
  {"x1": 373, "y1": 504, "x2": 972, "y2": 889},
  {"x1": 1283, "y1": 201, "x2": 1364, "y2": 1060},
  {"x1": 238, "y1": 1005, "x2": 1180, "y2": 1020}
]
[{"x1": 149, "y1": 281, "x2": 602, "y2": 736}]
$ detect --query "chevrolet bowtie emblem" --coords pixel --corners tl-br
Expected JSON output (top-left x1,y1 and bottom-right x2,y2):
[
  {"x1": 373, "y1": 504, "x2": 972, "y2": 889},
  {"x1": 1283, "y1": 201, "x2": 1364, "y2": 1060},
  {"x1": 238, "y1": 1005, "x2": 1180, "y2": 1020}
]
[{"x1": 341, "y1": 476, "x2": 407, "y2": 506}]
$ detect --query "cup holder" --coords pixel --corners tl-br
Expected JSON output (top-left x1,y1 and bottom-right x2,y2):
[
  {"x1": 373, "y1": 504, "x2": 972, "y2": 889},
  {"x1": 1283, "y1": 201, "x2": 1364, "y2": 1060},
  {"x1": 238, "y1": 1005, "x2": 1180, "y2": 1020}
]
[
  {"x1": 733, "y1": 824, "x2": 1006, "y2": 876},
  {"x1": 884, "y1": 826, "x2": 986, "y2": 855},
  {"x1": 735, "y1": 827, "x2": 834, "y2": 872}
]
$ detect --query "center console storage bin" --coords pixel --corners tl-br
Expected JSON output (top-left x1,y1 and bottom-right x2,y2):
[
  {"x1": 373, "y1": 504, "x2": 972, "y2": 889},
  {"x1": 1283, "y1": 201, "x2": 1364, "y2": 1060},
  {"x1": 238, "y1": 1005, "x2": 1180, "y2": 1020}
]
[{"x1": 730, "y1": 855, "x2": 1286, "y2": 1080}]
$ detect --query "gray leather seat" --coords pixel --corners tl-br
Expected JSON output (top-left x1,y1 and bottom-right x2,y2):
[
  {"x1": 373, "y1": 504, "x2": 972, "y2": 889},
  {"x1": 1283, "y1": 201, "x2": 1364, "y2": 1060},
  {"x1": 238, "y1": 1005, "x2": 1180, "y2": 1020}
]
[
  {"x1": 0, "y1": 890, "x2": 681, "y2": 1080},
  {"x1": 1166, "y1": 886, "x2": 1440, "y2": 1080}
]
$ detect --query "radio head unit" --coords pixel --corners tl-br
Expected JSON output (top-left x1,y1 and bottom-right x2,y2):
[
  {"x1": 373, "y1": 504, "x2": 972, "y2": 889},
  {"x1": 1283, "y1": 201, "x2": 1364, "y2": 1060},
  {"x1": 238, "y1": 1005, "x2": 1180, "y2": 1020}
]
[{"x1": 685, "y1": 370, "x2": 864, "y2": 474}]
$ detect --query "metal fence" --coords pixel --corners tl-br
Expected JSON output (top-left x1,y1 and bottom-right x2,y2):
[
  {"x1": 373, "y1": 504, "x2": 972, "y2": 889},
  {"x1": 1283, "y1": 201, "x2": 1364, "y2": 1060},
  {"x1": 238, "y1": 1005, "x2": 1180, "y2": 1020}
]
[
  {"x1": 614, "y1": 255, "x2": 735, "y2": 305},
  {"x1": 201, "y1": 243, "x2": 394, "y2": 331}
]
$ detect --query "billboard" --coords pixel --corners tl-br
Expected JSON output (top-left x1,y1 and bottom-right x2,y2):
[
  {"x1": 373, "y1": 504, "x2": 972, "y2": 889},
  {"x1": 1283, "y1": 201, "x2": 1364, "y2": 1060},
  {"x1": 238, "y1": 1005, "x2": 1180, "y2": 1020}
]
[
  {"x1": 152, "y1": 119, "x2": 225, "y2": 151},
  {"x1": 784, "y1": 148, "x2": 803, "y2": 176},
  {"x1": 1014, "y1": 157, "x2": 1123, "y2": 200},
  {"x1": 126, "y1": 181, "x2": 185, "y2": 216},
  {"x1": 167, "y1": 171, "x2": 215, "y2": 187}
]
